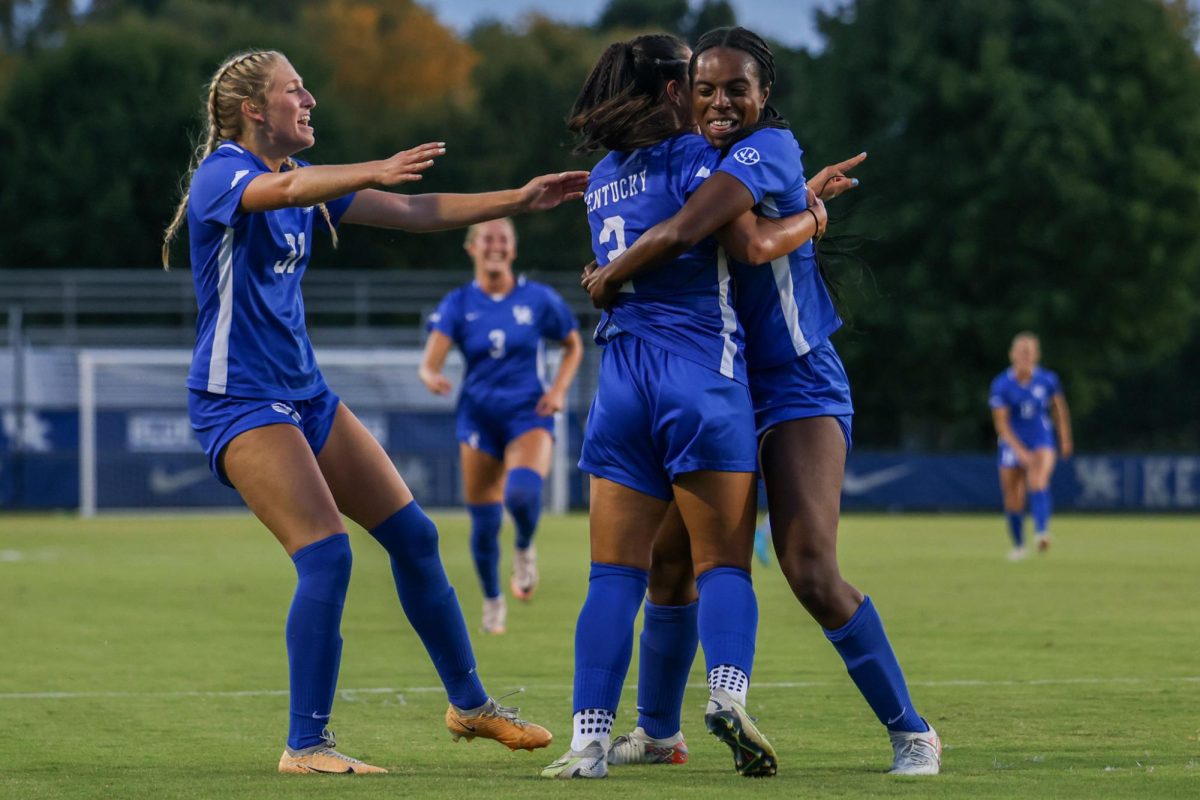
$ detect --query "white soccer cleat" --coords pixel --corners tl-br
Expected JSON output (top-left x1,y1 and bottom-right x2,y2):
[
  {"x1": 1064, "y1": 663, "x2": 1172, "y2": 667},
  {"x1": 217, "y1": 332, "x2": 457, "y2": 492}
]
[
  {"x1": 704, "y1": 688, "x2": 777, "y2": 777},
  {"x1": 888, "y1": 723, "x2": 941, "y2": 775},
  {"x1": 540, "y1": 740, "x2": 608, "y2": 778},
  {"x1": 607, "y1": 726, "x2": 688, "y2": 765},
  {"x1": 510, "y1": 546, "x2": 539, "y2": 601},
  {"x1": 1006, "y1": 546, "x2": 1028, "y2": 562},
  {"x1": 482, "y1": 595, "x2": 507, "y2": 634}
]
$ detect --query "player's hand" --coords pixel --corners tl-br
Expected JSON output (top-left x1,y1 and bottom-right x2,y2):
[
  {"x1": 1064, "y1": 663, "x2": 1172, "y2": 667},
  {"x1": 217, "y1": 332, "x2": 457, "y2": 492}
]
[
  {"x1": 519, "y1": 171, "x2": 590, "y2": 212},
  {"x1": 373, "y1": 142, "x2": 446, "y2": 187},
  {"x1": 419, "y1": 370, "x2": 452, "y2": 395},
  {"x1": 536, "y1": 388, "x2": 565, "y2": 416},
  {"x1": 1016, "y1": 447, "x2": 1033, "y2": 468},
  {"x1": 806, "y1": 188, "x2": 828, "y2": 240},
  {"x1": 581, "y1": 260, "x2": 598, "y2": 283},
  {"x1": 582, "y1": 265, "x2": 621, "y2": 310},
  {"x1": 810, "y1": 151, "x2": 866, "y2": 201}
]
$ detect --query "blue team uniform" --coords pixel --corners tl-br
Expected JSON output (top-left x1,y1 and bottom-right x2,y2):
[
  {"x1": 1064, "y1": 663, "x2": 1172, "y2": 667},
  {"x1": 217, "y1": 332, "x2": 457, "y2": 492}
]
[
  {"x1": 716, "y1": 127, "x2": 854, "y2": 442},
  {"x1": 578, "y1": 133, "x2": 757, "y2": 500},
  {"x1": 428, "y1": 277, "x2": 578, "y2": 459},
  {"x1": 989, "y1": 367, "x2": 1062, "y2": 467},
  {"x1": 185, "y1": 141, "x2": 355, "y2": 485}
]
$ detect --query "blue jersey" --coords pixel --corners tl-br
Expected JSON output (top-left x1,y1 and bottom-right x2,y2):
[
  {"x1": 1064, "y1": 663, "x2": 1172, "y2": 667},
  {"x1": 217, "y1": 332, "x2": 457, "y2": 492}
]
[
  {"x1": 186, "y1": 142, "x2": 354, "y2": 398},
  {"x1": 429, "y1": 277, "x2": 578, "y2": 412},
  {"x1": 586, "y1": 133, "x2": 746, "y2": 383},
  {"x1": 989, "y1": 367, "x2": 1062, "y2": 445},
  {"x1": 718, "y1": 127, "x2": 842, "y2": 371}
]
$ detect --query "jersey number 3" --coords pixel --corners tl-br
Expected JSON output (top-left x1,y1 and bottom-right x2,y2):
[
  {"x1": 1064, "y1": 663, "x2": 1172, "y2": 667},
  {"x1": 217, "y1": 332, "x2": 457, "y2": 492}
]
[
  {"x1": 599, "y1": 215, "x2": 627, "y2": 262},
  {"x1": 274, "y1": 232, "x2": 306, "y2": 274}
]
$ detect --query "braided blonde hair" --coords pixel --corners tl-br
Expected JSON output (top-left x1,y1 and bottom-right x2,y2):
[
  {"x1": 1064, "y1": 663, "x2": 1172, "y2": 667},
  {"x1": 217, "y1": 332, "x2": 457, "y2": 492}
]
[{"x1": 161, "y1": 49, "x2": 338, "y2": 269}]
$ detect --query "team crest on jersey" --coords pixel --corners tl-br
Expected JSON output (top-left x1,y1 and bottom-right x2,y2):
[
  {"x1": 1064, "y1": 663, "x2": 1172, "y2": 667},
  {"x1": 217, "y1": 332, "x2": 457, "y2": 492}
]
[
  {"x1": 1032, "y1": 386, "x2": 1046, "y2": 399},
  {"x1": 732, "y1": 147, "x2": 761, "y2": 165},
  {"x1": 512, "y1": 305, "x2": 533, "y2": 325}
]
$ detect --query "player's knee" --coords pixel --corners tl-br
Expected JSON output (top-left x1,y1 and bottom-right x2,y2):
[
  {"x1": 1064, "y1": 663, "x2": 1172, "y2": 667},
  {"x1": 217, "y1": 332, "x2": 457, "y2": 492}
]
[
  {"x1": 648, "y1": 561, "x2": 696, "y2": 605},
  {"x1": 398, "y1": 506, "x2": 441, "y2": 562},
  {"x1": 779, "y1": 553, "x2": 839, "y2": 610},
  {"x1": 503, "y1": 467, "x2": 543, "y2": 510}
]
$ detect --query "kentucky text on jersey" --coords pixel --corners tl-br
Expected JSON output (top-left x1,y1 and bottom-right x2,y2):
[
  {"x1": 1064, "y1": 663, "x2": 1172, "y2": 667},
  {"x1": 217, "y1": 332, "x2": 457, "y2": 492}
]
[
  {"x1": 585, "y1": 170, "x2": 649, "y2": 212},
  {"x1": 186, "y1": 141, "x2": 354, "y2": 399},
  {"x1": 586, "y1": 133, "x2": 746, "y2": 383}
]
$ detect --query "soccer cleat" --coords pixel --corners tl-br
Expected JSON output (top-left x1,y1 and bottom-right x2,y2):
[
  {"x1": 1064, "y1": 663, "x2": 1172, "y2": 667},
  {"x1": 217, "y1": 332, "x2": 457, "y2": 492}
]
[
  {"x1": 277, "y1": 729, "x2": 387, "y2": 774},
  {"x1": 510, "y1": 546, "x2": 539, "y2": 601},
  {"x1": 888, "y1": 722, "x2": 941, "y2": 775},
  {"x1": 446, "y1": 696, "x2": 553, "y2": 751},
  {"x1": 1036, "y1": 534, "x2": 1051, "y2": 553},
  {"x1": 704, "y1": 688, "x2": 777, "y2": 777},
  {"x1": 541, "y1": 740, "x2": 608, "y2": 778},
  {"x1": 607, "y1": 726, "x2": 688, "y2": 765},
  {"x1": 1006, "y1": 546, "x2": 1028, "y2": 562},
  {"x1": 482, "y1": 595, "x2": 507, "y2": 634}
]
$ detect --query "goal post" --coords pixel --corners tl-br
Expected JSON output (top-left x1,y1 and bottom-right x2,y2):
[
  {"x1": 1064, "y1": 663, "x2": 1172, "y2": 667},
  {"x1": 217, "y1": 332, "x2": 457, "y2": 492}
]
[{"x1": 77, "y1": 348, "x2": 573, "y2": 517}]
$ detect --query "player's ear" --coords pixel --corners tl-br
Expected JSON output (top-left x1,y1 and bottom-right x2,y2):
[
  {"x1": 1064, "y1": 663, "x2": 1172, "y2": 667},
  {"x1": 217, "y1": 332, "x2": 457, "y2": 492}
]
[{"x1": 242, "y1": 99, "x2": 265, "y2": 123}]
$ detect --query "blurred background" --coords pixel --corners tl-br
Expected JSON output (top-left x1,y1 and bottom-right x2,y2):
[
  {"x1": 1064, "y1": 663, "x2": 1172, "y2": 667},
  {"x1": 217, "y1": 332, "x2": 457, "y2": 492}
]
[{"x1": 1, "y1": 0, "x2": 1198, "y2": 514}]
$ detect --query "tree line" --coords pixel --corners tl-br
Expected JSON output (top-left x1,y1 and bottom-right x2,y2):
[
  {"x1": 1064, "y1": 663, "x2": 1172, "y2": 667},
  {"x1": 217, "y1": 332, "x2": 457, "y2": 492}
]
[{"x1": 1, "y1": 0, "x2": 1198, "y2": 452}]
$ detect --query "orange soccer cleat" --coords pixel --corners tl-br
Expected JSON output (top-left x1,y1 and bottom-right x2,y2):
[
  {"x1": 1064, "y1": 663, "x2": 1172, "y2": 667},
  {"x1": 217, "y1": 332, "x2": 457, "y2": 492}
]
[
  {"x1": 446, "y1": 697, "x2": 553, "y2": 751},
  {"x1": 277, "y1": 730, "x2": 387, "y2": 774}
]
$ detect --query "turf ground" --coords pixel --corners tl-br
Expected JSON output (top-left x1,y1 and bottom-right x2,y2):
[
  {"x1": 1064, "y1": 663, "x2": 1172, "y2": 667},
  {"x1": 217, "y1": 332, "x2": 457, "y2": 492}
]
[{"x1": 1, "y1": 512, "x2": 1197, "y2": 798}]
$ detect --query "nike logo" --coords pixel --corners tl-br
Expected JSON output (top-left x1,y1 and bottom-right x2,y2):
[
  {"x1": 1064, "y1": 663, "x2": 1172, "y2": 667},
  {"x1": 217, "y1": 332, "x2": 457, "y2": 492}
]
[
  {"x1": 311, "y1": 711, "x2": 331, "y2": 720},
  {"x1": 465, "y1": 312, "x2": 481, "y2": 321},
  {"x1": 455, "y1": 721, "x2": 477, "y2": 732},
  {"x1": 886, "y1": 708, "x2": 907, "y2": 726},
  {"x1": 842, "y1": 465, "x2": 913, "y2": 496},
  {"x1": 148, "y1": 465, "x2": 212, "y2": 494}
]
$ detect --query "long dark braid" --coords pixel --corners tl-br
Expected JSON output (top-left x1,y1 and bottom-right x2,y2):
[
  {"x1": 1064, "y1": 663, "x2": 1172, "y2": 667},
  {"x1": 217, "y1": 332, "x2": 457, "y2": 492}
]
[{"x1": 568, "y1": 34, "x2": 691, "y2": 154}]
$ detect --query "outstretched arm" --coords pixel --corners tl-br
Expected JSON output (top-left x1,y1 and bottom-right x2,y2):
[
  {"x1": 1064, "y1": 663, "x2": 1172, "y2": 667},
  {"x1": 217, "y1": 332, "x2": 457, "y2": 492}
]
[
  {"x1": 341, "y1": 171, "x2": 589, "y2": 232},
  {"x1": 418, "y1": 331, "x2": 454, "y2": 396},
  {"x1": 1051, "y1": 393, "x2": 1074, "y2": 458},
  {"x1": 240, "y1": 141, "x2": 447, "y2": 212},
  {"x1": 536, "y1": 330, "x2": 584, "y2": 416}
]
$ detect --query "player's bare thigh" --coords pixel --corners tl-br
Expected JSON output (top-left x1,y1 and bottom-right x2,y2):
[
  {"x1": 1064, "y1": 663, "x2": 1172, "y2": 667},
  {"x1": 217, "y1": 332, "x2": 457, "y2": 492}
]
[
  {"x1": 461, "y1": 443, "x2": 506, "y2": 504},
  {"x1": 504, "y1": 426, "x2": 553, "y2": 477},
  {"x1": 221, "y1": 423, "x2": 344, "y2": 556},
  {"x1": 1026, "y1": 448, "x2": 1057, "y2": 492},
  {"x1": 999, "y1": 466, "x2": 1026, "y2": 512},
  {"x1": 673, "y1": 470, "x2": 756, "y2": 575},
  {"x1": 317, "y1": 402, "x2": 415, "y2": 531},
  {"x1": 589, "y1": 476, "x2": 669, "y2": 570}
]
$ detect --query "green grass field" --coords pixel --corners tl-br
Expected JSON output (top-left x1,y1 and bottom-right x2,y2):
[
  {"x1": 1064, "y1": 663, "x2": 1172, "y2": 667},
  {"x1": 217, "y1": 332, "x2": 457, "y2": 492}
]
[{"x1": 1, "y1": 512, "x2": 1197, "y2": 799}]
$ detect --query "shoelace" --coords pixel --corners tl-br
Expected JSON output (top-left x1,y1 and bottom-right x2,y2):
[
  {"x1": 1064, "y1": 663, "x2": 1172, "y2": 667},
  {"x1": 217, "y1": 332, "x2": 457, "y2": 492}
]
[
  {"x1": 315, "y1": 729, "x2": 362, "y2": 763},
  {"x1": 488, "y1": 688, "x2": 530, "y2": 726},
  {"x1": 895, "y1": 737, "x2": 937, "y2": 765}
]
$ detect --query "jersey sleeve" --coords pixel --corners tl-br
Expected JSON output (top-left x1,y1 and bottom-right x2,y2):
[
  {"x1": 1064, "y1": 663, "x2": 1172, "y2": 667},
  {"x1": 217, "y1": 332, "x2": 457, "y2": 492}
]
[
  {"x1": 1045, "y1": 370, "x2": 1063, "y2": 396},
  {"x1": 988, "y1": 376, "x2": 1008, "y2": 409},
  {"x1": 717, "y1": 128, "x2": 804, "y2": 205},
  {"x1": 677, "y1": 136, "x2": 722, "y2": 200},
  {"x1": 427, "y1": 290, "x2": 462, "y2": 340},
  {"x1": 188, "y1": 151, "x2": 267, "y2": 227},
  {"x1": 538, "y1": 286, "x2": 579, "y2": 341}
]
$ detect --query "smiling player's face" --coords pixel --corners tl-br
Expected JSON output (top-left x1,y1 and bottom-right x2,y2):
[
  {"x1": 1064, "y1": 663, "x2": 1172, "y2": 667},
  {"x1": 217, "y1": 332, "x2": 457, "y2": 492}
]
[
  {"x1": 466, "y1": 219, "x2": 517, "y2": 279},
  {"x1": 692, "y1": 47, "x2": 769, "y2": 149},
  {"x1": 258, "y1": 58, "x2": 316, "y2": 154}
]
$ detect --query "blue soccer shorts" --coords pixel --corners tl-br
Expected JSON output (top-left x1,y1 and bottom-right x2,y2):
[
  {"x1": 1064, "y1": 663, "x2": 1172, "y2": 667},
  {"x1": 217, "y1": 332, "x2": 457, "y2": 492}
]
[
  {"x1": 579, "y1": 333, "x2": 757, "y2": 501},
  {"x1": 188, "y1": 385, "x2": 341, "y2": 487}
]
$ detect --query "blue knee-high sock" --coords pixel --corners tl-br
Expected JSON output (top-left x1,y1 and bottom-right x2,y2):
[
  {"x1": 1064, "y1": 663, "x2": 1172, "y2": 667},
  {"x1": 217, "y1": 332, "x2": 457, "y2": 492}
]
[
  {"x1": 695, "y1": 567, "x2": 757, "y2": 678},
  {"x1": 1029, "y1": 490, "x2": 1051, "y2": 534},
  {"x1": 467, "y1": 503, "x2": 503, "y2": 599},
  {"x1": 286, "y1": 533, "x2": 352, "y2": 750},
  {"x1": 824, "y1": 595, "x2": 927, "y2": 733},
  {"x1": 504, "y1": 467, "x2": 543, "y2": 550},
  {"x1": 636, "y1": 600, "x2": 699, "y2": 738},
  {"x1": 370, "y1": 502, "x2": 488, "y2": 709},
  {"x1": 573, "y1": 562, "x2": 648, "y2": 713},
  {"x1": 1006, "y1": 512, "x2": 1025, "y2": 548}
]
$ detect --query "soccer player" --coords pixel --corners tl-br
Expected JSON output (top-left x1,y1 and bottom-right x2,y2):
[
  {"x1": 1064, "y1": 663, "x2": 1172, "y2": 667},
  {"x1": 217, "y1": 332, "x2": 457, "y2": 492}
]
[
  {"x1": 588, "y1": 27, "x2": 941, "y2": 777},
  {"x1": 161, "y1": 49, "x2": 587, "y2": 773},
  {"x1": 990, "y1": 331, "x2": 1073, "y2": 559},
  {"x1": 419, "y1": 218, "x2": 583, "y2": 633},
  {"x1": 541, "y1": 33, "x2": 826, "y2": 780}
]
